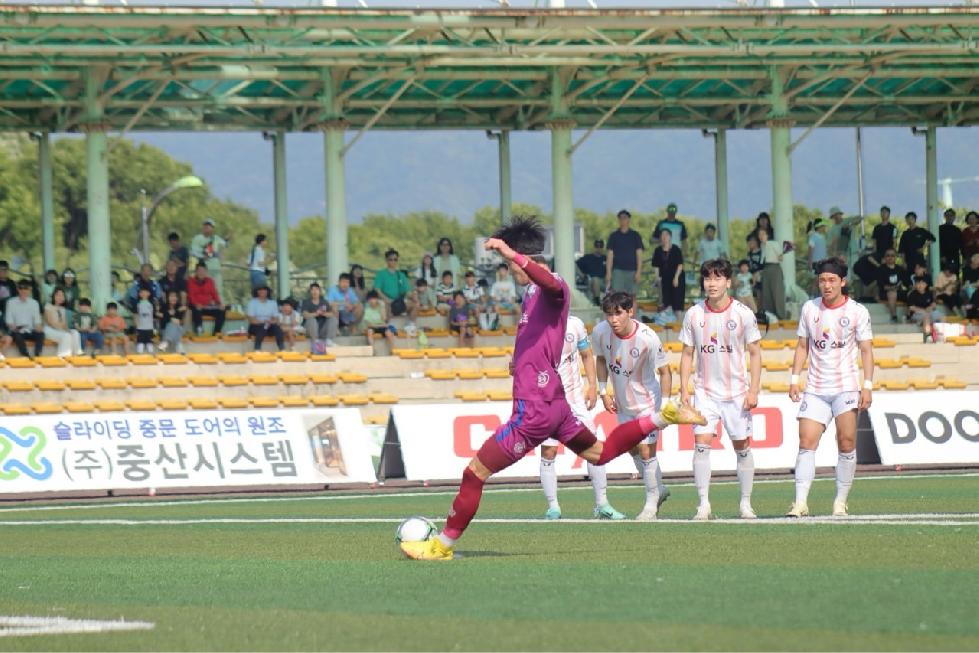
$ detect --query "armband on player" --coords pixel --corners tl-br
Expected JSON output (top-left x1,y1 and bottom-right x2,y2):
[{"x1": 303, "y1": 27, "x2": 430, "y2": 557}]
[
  {"x1": 598, "y1": 380, "x2": 608, "y2": 396},
  {"x1": 790, "y1": 374, "x2": 801, "y2": 386},
  {"x1": 863, "y1": 379, "x2": 873, "y2": 390}
]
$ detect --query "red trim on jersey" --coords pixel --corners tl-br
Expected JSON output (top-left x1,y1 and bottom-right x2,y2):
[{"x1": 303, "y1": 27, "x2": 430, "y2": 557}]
[
  {"x1": 705, "y1": 296, "x2": 733, "y2": 314},
  {"x1": 615, "y1": 320, "x2": 640, "y2": 341},
  {"x1": 821, "y1": 295, "x2": 849, "y2": 310}
]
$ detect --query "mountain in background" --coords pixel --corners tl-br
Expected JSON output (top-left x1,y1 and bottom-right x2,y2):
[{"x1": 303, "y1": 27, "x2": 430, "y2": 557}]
[{"x1": 132, "y1": 125, "x2": 979, "y2": 228}]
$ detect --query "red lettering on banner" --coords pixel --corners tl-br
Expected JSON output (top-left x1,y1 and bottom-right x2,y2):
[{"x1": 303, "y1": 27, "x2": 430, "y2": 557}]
[
  {"x1": 750, "y1": 407, "x2": 783, "y2": 448},
  {"x1": 453, "y1": 415, "x2": 501, "y2": 457},
  {"x1": 677, "y1": 423, "x2": 724, "y2": 450}
]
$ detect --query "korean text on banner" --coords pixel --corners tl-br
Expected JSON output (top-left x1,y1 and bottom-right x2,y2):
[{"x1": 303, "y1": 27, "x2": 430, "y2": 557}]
[{"x1": 0, "y1": 408, "x2": 377, "y2": 494}]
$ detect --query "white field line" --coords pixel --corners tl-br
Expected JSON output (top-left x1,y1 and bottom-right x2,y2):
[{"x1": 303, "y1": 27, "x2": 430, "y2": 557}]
[
  {"x1": 0, "y1": 616, "x2": 154, "y2": 638},
  {"x1": 0, "y1": 515, "x2": 977, "y2": 527},
  {"x1": 0, "y1": 471, "x2": 976, "y2": 515}
]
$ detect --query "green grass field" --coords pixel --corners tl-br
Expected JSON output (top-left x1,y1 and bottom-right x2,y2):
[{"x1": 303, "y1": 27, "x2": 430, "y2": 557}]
[{"x1": 0, "y1": 473, "x2": 977, "y2": 651}]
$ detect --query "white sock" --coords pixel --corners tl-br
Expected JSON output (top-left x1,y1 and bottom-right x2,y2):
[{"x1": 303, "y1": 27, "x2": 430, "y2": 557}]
[
  {"x1": 736, "y1": 447, "x2": 755, "y2": 507},
  {"x1": 587, "y1": 463, "x2": 608, "y2": 507},
  {"x1": 795, "y1": 449, "x2": 816, "y2": 505},
  {"x1": 654, "y1": 457, "x2": 667, "y2": 495},
  {"x1": 693, "y1": 443, "x2": 712, "y2": 508},
  {"x1": 631, "y1": 453, "x2": 644, "y2": 476},
  {"x1": 437, "y1": 532, "x2": 457, "y2": 547},
  {"x1": 835, "y1": 450, "x2": 857, "y2": 504},
  {"x1": 540, "y1": 458, "x2": 559, "y2": 510},
  {"x1": 641, "y1": 457, "x2": 661, "y2": 510}
]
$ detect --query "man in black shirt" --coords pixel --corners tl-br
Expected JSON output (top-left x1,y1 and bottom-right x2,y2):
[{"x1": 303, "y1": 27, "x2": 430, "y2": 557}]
[
  {"x1": 167, "y1": 232, "x2": 190, "y2": 281},
  {"x1": 939, "y1": 208, "x2": 963, "y2": 273},
  {"x1": 872, "y1": 205, "x2": 898, "y2": 259},
  {"x1": 652, "y1": 202, "x2": 688, "y2": 246},
  {"x1": 905, "y1": 276, "x2": 939, "y2": 342},
  {"x1": 875, "y1": 249, "x2": 909, "y2": 323},
  {"x1": 606, "y1": 210, "x2": 644, "y2": 296},
  {"x1": 576, "y1": 239, "x2": 607, "y2": 305},
  {"x1": 898, "y1": 211, "x2": 936, "y2": 271}
]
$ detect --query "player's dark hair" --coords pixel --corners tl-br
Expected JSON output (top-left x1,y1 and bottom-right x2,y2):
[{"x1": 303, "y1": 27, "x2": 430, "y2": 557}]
[
  {"x1": 815, "y1": 257, "x2": 848, "y2": 278},
  {"x1": 700, "y1": 258, "x2": 733, "y2": 280},
  {"x1": 106, "y1": 301, "x2": 118, "y2": 310},
  {"x1": 601, "y1": 291, "x2": 634, "y2": 314},
  {"x1": 491, "y1": 216, "x2": 546, "y2": 256}
]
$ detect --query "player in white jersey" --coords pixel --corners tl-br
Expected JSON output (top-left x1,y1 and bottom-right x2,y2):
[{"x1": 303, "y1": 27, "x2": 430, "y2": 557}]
[
  {"x1": 787, "y1": 258, "x2": 874, "y2": 518},
  {"x1": 592, "y1": 292, "x2": 673, "y2": 521},
  {"x1": 679, "y1": 259, "x2": 762, "y2": 520},
  {"x1": 539, "y1": 315, "x2": 626, "y2": 520}
]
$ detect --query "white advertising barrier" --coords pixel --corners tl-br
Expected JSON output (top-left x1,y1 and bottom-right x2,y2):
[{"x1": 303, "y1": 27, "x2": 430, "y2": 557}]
[
  {"x1": 392, "y1": 395, "x2": 838, "y2": 481},
  {"x1": 869, "y1": 390, "x2": 979, "y2": 465},
  {"x1": 0, "y1": 408, "x2": 377, "y2": 494}
]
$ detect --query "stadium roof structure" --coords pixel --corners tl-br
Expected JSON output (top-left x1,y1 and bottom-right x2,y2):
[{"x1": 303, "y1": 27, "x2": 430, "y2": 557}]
[{"x1": 0, "y1": 3, "x2": 978, "y2": 133}]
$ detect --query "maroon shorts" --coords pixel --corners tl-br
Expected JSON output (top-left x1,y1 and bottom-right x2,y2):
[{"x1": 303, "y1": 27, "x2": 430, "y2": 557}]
[{"x1": 477, "y1": 398, "x2": 589, "y2": 472}]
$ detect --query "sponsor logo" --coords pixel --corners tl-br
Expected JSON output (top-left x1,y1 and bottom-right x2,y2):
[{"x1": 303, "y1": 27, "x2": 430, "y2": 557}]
[
  {"x1": 710, "y1": 333, "x2": 718, "y2": 345},
  {"x1": 845, "y1": 399, "x2": 856, "y2": 406},
  {"x1": 608, "y1": 356, "x2": 631, "y2": 378},
  {"x1": 884, "y1": 409, "x2": 979, "y2": 445},
  {"x1": 0, "y1": 426, "x2": 53, "y2": 481},
  {"x1": 537, "y1": 371, "x2": 550, "y2": 388},
  {"x1": 800, "y1": 401, "x2": 808, "y2": 411}
]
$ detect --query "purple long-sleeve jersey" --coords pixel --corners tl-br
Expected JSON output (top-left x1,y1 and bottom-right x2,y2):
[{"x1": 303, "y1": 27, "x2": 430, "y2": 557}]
[{"x1": 511, "y1": 261, "x2": 571, "y2": 402}]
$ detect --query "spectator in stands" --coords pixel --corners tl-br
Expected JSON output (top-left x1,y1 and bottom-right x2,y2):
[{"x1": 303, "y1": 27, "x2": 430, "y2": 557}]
[
  {"x1": 876, "y1": 249, "x2": 909, "y2": 323},
  {"x1": 606, "y1": 209, "x2": 644, "y2": 296},
  {"x1": 363, "y1": 290, "x2": 396, "y2": 348},
  {"x1": 247, "y1": 284, "x2": 284, "y2": 351},
  {"x1": 935, "y1": 263, "x2": 962, "y2": 317},
  {"x1": 963, "y1": 211, "x2": 979, "y2": 264},
  {"x1": 40, "y1": 269, "x2": 60, "y2": 307},
  {"x1": 696, "y1": 224, "x2": 726, "y2": 265},
  {"x1": 734, "y1": 260, "x2": 756, "y2": 313},
  {"x1": 373, "y1": 248, "x2": 416, "y2": 323},
  {"x1": 73, "y1": 298, "x2": 103, "y2": 356},
  {"x1": 449, "y1": 290, "x2": 476, "y2": 347},
  {"x1": 159, "y1": 259, "x2": 188, "y2": 307},
  {"x1": 110, "y1": 270, "x2": 131, "y2": 321},
  {"x1": 61, "y1": 268, "x2": 79, "y2": 314},
  {"x1": 807, "y1": 218, "x2": 828, "y2": 274},
  {"x1": 7, "y1": 280, "x2": 44, "y2": 358},
  {"x1": 187, "y1": 262, "x2": 225, "y2": 335},
  {"x1": 248, "y1": 234, "x2": 269, "y2": 293},
  {"x1": 0, "y1": 260, "x2": 17, "y2": 319},
  {"x1": 754, "y1": 212, "x2": 775, "y2": 241},
  {"x1": 872, "y1": 205, "x2": 898, "y2": 261},
  {"x1": 653, "y1": 202, "x2": 687, "y2": 246},
  {"x1": 746, "y1": 234, "x2": 764, "y2": 310},
  {"x1": 191, "y1": 218, "x2": 227, "y2": 302},
  {"x1": 157, "y1": 289, "x2": 186, "y2": 353},
  {"x1": 127, "y1": 264, "x2": 162, "y2": 311},
  {"x1": 134, "y1": 284, "x2": 156, "y2": 354},
  {"x1": 757, "y1": 227, "x2": 786, "y2": 320},
  {"x1": 327, "y1": 273, "x2": 364, "y2": 335},
  {"x1": 962, "y1": 253, "x2": 979, "y2": 318},
  {"x1": 410, "y1": 278, "x2": 437, "y2": 313},
  {"x1": 167, "y1": 232, "x2": 189, "y2": 281},
  {"x1": 490, "y1": 263, "x2": 518, "y2": 312},
  {"x1": 461, "y1": 270, "x2": 483, "y2": 307},
  {"x1": 576, "y1": 239, "x2": 606, "y2": 305},
  {"x1": 911, "y1": 261, "x2": 932, "y2": 287},
  {"x1": 827, "y1": 207, "x2": 863, "y2": 264},
  {"x1": 433, "y1": 238, "x2": 462, "y2": 282},
  {"x1": 435, "y1": 270, "x2": 456, "y2": 313},
  {"x1": 898, "y1": 211, "x2": 935, "y2": 270},
  {"x1": 349, "y1": 264, "x2": 367, "y2": 303},
  {"x1": 476, "y1": 278, "x2": 498, "y2": 331},
  {"x1": 414, "y1": 253, "x2": 439, "y2": 288},
  {"x1": 939, "y1": 208, "x2": 964, "y2": 273},
  {"x1": 905, "y1": 276, "x2": 942, "y2": 343},
  {"x1": 99, "y1": 302, "x2": 130, "y2": 355},
  {"x1": 44, "y1": 287, "x2": 81, "y2": 357},
  {"x1": 302, "y1": 282, "x2": 338, "y2": 350},
  {"x1": 852, "y1": 250, "x2": 880, "y2": 302},
  {"x1": 278, "y1": 299, "x2": 301, "y2": 351},
  {"x1": 651, "y1": 229, "x2": 685, "y2": 316}
]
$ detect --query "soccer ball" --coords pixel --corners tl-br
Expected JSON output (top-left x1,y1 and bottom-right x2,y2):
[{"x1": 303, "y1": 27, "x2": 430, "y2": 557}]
[{"x1": 395, "y1": 516, "x2": 437, "y2": 544}]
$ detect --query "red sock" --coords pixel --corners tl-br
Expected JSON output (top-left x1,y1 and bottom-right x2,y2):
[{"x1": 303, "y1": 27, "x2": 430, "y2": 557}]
[
  {"x1": 596, "y1": 414, "x2": 658, "y2": 466},
  {"x1": 442, "y1": 467, "x2": 485, "y2": 541}
]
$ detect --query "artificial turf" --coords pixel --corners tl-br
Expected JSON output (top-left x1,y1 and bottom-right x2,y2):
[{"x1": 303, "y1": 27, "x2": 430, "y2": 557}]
[{"x1": 0, "y1": 473, "x2": 976, "y2": 651}]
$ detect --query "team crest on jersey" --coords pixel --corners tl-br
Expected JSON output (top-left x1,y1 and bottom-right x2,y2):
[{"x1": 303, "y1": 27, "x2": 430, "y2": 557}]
[
  {"x1": 565, "y1": 332, "x2": 575, "y2": 342},
  {"x1": 526, "y1": 285, "x2": 537, "y2": 297},
  {"x1": 513, "y1": 441, "x2": 526, "y2": 455},
  {"x1": 726, "y1": 319, "x2": 737, "y2": 330},
  {"x1": 537, "y1": 371, "x2": 550, "y2": 387},
  {"x1": 839, "y1": 316, "x2": 851, "y2": 327},
  {"x1": 630, "y1": 347, "x2": 640, "y2": 358}
]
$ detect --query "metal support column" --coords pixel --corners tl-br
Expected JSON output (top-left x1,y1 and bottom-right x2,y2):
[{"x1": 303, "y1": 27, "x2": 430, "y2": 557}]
[
  {"x1": 37, "y1": 132, "x2": 55, "y2": 273},
  {"x1": 713, "y1": 129, "x2": 730, "y2": 253},
  {"x1": 548, "y1": 70, "x2": 574, "y2": 286},
  {"x1": 324, "y1": 125, "x2": 348, "y2": 286},
  {"x1": 83, "y1": 71, "x2": 111, "y2": 312},
  {"x1": 770, "y1": 124, "x2": 795, "y2": 291},
  {"x1": 498, "y1": 130, "x2": 512, "y2": 222},
  {"x1": 925, "y1": 125, "x2": 940, "y2": 282},
  {"x1": 271, "y1": 131, "x2": 290, "y2": 298}
]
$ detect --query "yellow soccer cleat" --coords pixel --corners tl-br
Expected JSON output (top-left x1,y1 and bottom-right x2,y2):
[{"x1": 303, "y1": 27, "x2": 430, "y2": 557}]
[
  {"x1": 785, "y1": 502, "x2": 810, "y2": 518},
  {"x1": 400, "y1": 537, "x2": 454, "y2": 561},
  {"x1": 661, "y1": 400, "x2": 708, "y2": 427}
]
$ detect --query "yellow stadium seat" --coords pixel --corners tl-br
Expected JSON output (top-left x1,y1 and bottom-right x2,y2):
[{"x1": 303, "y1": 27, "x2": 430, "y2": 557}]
[
  {"x1": 157, "y1": 399, "x2": 189, "y2": 411},
  {"x1": 159, "y1": 377, "x2": 188, "y2": 388},
  {"x1": 310, "y1": 353, "x2": 337, "y2": 362},
  {"x1": 247, "y1": 351, "x2": 278, "y2": 363},
  {"x1": 36, "y1": 380, "x2": 66, "y2": 392},
  {"x1": 4, "y1": 381, "x2": 33, "y2": 392},
  {"x1": 126, "y1": 399, "x2": 157, "y2": 412},
  {"x1": 477, "y1": 329, "x2": 504, "y2": 337},
  {"x1": 189, "y1": 398, "x2": 219, "y2": 410},
  {"x1": 951, "y1": 336, "x2": 976, "y2": 347},
  {"x1": 159, "y1": 354, "x2": 189, "y2": 365},
  {"x1": 279, "y1": 375, "x2": 309, "y2": 386},
  {"x1": 279, "y1": 396, "x2": 309, "y2": 408},
  {"x1": 309, "y1": 395, "x2": 339, "y2": 407},
  {"x1": 940, "y1": 378, "x2": 967, "y2": 389},
  {"x1": 277, "y1": 351, "x2": 308, "y2": 363},
  {"x1": 309, "y1": 374, "x2": 338, "y2": 385},
  {"x1": 486, "y1": 390, "x2": 513, "y2": 402},
  {"x1": 457, "y1": 369, "x2": 483, "y2": 380},
  {"x1": 189, "y1": 377, "x2": 219, "y2": 387},
  {"x1": 250, "y1": 396, "x2": 280, "y2": 408},
  {"x1": 877, "y1": 358, "x2": 902, "y2": 369},
  {"x1": 249, "y1": 375, "x2": 278, "y2": 386},
  {"x1": 763, "y1": 360, "x2": 791, "y2": 372},
  {"x1": 905, "y1": 358, "x2": 931, "y2": 368},
  {"x1": 97, "y1": 378, "x2": 127, "y2": 390},
  {"x1": 502, "y1": 326, "x2": 518, "y2": 336},
  {"x1": 369, "y1": 393, "x2": 399, "y2": 405},
  {"x1": 502, "y1": 346, "x2": 515, "y2": 354},
  {"x1": 451, "y1": 348, "x2": 480, "y2": 358},
  {"x1": 479, "y1": 347, "x2": 507, "y2": 358},
  {"x1": 67, "y1": 355, "x2": 98, "y2": 367},
  {"x1": 763, "y1": 381, "x2": 791, "y2": 393},
  {"x1": 339, "y1": 372, "x2": 368, "y2": 384},
  {"x1": 759, "y1": 340, "x2": 783, "y2": 351},
  {"x1": 427, "y1": 328, "x2": 451, "y2": 337},
  {"x1": 218, "y1": 397, "x2": 249, "y2": 409},
  {"x1": 871, "y1": 337, "x2": 896, "y2": 348},
  {"x1": 779, "y1": 321, "x2": 798, "y2": 331},
  {"x1": 128, "y1": 377, "x2": 158, "y2": 389},
  {"x1": 780, "y1": 338, "x2": 798, "y2": 349},
  {"x1": 881, "y1": 380, "x2": 910, "y2": 391},
  {"x1": 910, "y1": 379, "x2": 939, "y2": 390},
  {"x1": 426, "y1": 369, "x2": 456, "y2": 380},
  {"x1": 663, "y1": 342, "x2": 682, "y2": 353},
  {"x1": 455, "y1": 391, "x2": 488, "y2": 402},
  {"x1": 222, "y1": 334, "x2": 248, "y2": 344},
  {"x1": 188, "y1": 353, "x2": 219, "y2": 365},
  {"x1": 363, "y1": 414, "x2": 389, "y2": 426},
  {"x1": 219, "y1": 375, "x2": 248, "y2": 387},
  {"x1": 94, "y1": 400, "x2": 126, "y2": 412},
  {"x1": 127, "y1": 354, "x2": 158, "y2": 366},
  {"x1": 5, "y1": 358, "x2": 35, "y2": 369},
  {"x1": 36, "y1": 356, "x2": 67, "y2": 368},
  {"x1": 96, "y1": 354, "x2": 128, "y2": 366},
  {"x1": 395, "y1": 350, "x2": 426, "y2": 360},
  {"x1": 424, "y1": 348, "x2": 451, "y2": 359},
  {"x1": 0, "y1": 404, "x2": 31, "y2": 415},
  {"x1": 31, "y1": 402, "x2": 63, "y2": 414},
  {"x1": 338, "y1": 394, "x2": 370, "y2": 406},
  {"x1": 483, "y1": 368, "x2": 511, "y2": 379},
  {"x1": 217, "y1": 352, "x2": 248, "y2": 365},
  {"x1": 64, "y1": 401, "x2": 94, "y2": 413}
]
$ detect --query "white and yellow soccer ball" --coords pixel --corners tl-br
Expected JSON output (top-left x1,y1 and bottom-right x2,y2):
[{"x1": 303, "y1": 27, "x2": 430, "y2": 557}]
[{"x1": 395, "y1": 516, "x2": 437, "y2": 544}]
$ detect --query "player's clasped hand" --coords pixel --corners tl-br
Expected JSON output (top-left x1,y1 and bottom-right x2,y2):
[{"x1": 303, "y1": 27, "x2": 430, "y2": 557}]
[
  {"x1": 788, "y1": 384, "x2": 802, "y2": 402},
  {"x1": 601, "y1": 393, "x2": 617, "y2": 413},
  {"x1": 483, "y1": 237, "x2": 517, "y2": 261}
]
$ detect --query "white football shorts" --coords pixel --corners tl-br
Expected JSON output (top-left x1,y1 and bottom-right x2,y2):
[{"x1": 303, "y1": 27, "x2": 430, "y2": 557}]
[
  {"x1": 692, "y1": 389, "x2": 752, "y2": 440},
  {"x1": 797, "y1": 391, "x2": 860, "y2": 425}
]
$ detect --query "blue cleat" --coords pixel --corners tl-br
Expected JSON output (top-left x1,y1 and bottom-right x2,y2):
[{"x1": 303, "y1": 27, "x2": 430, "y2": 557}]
[
  {"x1": 544, "y1": 507, "x2": 562, "y2": 520},
  {"x1": 594, "y1": 504, "x2": 626, "y2": 520}
]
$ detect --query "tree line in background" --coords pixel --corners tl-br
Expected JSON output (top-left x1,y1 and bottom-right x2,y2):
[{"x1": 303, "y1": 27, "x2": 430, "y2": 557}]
[{"x1": 1, "y1": 135, "x2": 968, "y2": 290}]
